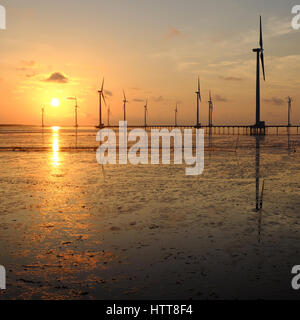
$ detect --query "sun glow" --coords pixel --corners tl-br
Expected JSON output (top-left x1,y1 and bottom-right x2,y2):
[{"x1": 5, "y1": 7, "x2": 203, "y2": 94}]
[{"x1": 51, "y1": 98, "x2": 60, "y2": 108}]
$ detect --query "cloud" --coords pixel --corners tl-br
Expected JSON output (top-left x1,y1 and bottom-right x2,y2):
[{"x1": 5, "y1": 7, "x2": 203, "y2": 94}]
[
  {"x1": 104, "y1": 90, "x2": 113, "y2": 97},
  {"x1": 166, "y1": 26, "x2": 182, "y2": 39},
  {"x1": 152, "y1": 96, "x2": 164, "y2": 102},
  {"x1": 17, "y1": 60, "x2": 38, "y2": 71},
  {"x1": 133, "y1": 98, "x2": 144, "y2": 102},
  {"x1": 266, "y1": 16, "x2": 294, "y2": 38},
  {"x1": 25, "y1": 72, "x2": 38, "y2": 78},
  {"x1": 263, "y1": 97, "x2": 285, "y2": 106},
  {"x1": 219, "y1": 76, "x2": 243, "y2": 81},
  {"x1": 214, "y1": 94, "x2": 228, "y2": 102},
  {"x1": 44, "y1": 72, "x2": 69, "y2": 83},
  {"x1": 20, "y1": 60, "x2": 36, "y2": 67}
]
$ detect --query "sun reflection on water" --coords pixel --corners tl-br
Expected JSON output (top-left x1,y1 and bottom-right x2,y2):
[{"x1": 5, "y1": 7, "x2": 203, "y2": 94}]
[{"x1": 51, "y1": 126, "x2": 60, "y2": 167}]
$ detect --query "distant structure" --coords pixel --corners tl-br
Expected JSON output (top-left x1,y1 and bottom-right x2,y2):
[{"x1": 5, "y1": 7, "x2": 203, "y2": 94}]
[
  {"x1": 67, "y1": 97, "x2": 79, "y2": 127},
  {"x1": 288, "y1": 96, "x2": 293, "y2": 127},
  {"x1": 97, "y1": 78, "x2": 106, "y2": 128},
  {"x1": 144, "y1": 99, "x2": 148, "y2": 127},
  {"x1": 41, "y1": 106, "x2": 45, "y2": 127},
  {"x1": 251, "y1": 16, "x2": 266, "y2": 135},
  {"x1": 174, "y1": 104, "x2": 178, "y2": 127},
  {"x1": 208, "y1": 91, "x2": 213, "y2": 127},
  {"x1": 75, "y1": 99, "x2": 78, "y2": 128},
  {"x1": 123, "y1": 91, "x2": 128, "y2": 121},
  {"x1": 195, "y1": 77, "x2": 202, "y2": 128}
]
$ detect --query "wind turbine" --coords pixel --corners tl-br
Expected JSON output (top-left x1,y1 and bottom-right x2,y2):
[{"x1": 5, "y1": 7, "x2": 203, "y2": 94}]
[
  {"x1": 144, "y1": 99, "x2": 148, "y2": 127},
  {"x1": 123, "y1": 90, "x2": 128, "y2": 122},
  {"x1": 41, "y1": 105, "x2": 45, "y2": 128},
  {"x1": 208, "y1": 90, "x2": 213, "y2": 127},
  {"x1": 252, "y1": 16, "x2": 266, "y2": 132},
  {"x1": 174, "y1": 104, "x2": 178, "y2": 127},
  {"x1": 195, "y1": 76, "x2": 202, "y2": 127},
  {"x1": 97, "y1": 78, "x2": 106, "y2": 128},
  {"x1": 288, "y1": 96, "x2": 293, "y2": 127},
  {"x1": 67, "y1": 97, "x2": 79, "y2": 127}
]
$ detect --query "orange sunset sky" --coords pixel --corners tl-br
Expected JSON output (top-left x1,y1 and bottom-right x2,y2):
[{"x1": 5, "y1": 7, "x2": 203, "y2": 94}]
[{"x1": 0, "y1": 0, "x2": 300, "y2": 126}]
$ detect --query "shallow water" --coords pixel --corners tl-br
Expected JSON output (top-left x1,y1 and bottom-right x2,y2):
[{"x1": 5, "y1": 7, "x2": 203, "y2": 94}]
[{"x1": 0, "y1": 126, "x2": 299, "y2": 299}]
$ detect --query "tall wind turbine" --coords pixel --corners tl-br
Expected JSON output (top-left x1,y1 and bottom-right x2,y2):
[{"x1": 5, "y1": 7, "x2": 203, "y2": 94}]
[
  {"x1": 208, "y1": 91, "x2": 213, "y2": 127},
  {"x1": 288, "y1": 96, "x2": 292, "y2": 127},
  {"x1": 252, "y1": 16, "x2": 266, "y2": 131},
  {"x1": 174, "y1": 104, "x2": 178, "y2": 127},
  {"x1": 123, "y1": 90, "x2": 128, "y2": 122},
  {"x1": 98, "y1": 78, "x2": 106, "y2": 128},
  {"x1": 144, "y1": 99, "x2": 148, "y2": 127},
  {"x1": 195, "y1": 76, "x2": 202, "y2": 127}
]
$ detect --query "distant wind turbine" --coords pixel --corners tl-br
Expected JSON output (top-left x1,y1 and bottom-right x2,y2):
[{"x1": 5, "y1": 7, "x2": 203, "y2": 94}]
[
  {"x1": 67, "y1": 97, "x2": 79, "y2": 127},
  {"x1": 252, "y1": 16, "x2": 266, "y2": 132},
  {"x1": 208, "y1": 91, "x2": 213, "y2": 127},
  {"x1": 144, "y1": 99, "x2": 148, "y2": 127},
  {"x1": 174, "y1": 104, "x2": 178, "y2": 127},
  {"x1": 41, "y1": 106, "x2": 45, "y2": 128},
  {"x1": 288, "y1": 96, "x2": 293, "y2": 127},
  {"x1": 195, "y1": 76, "x2": 202, "y2": 127},
  {"x1": 97, "y1": 78, "x2": 106, "y2": 128},
  {"x1": 123, "y1": 90, "x2": 128, "y2": 122}
]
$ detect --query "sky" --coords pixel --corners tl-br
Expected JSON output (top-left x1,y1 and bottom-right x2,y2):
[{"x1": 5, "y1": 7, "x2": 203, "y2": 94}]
[{"x1": 0, "y1": 0, "x2": 299, "y2": 126}]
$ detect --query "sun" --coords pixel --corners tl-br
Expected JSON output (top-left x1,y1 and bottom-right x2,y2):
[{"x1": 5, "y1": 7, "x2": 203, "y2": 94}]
[{"x1": 51, "y1": 98, "x2": 60, "y2": 108}]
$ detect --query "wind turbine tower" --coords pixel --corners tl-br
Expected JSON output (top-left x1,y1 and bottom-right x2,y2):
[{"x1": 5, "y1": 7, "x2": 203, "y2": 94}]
[
  {"x1": 251, "y1": 16, "x2": 266, "y2": 135},
  {"x1": 208, "y1": 91, "x2": 213, "y2": 127},
  {"x1": 67, "y1": 97, "x2": 79, "y2": 127},
  {"x1": 175, "y1": 104, "x2": 178, "y2": 127},
  {"x1": 195, "y1": 77, "x2": 202, "y2": 128},
  {"x1": 97, "y1": 78, "x2": 106, "y2": 128},
  {"x1": 288, "y1": 96, "x2": 292, "y2": 127},
  {"x1": 75, "y1": 98, "x2": 78, "y2": 128},
  {"x1": 123, "y1": 90, "x2": 128, "y2": 122},
  {"x1": 144, "y1": 99, "x2": 148, "y2": 127},
  {"x1": 41, "y1": 106, "x2": 45, "y2": 128}
]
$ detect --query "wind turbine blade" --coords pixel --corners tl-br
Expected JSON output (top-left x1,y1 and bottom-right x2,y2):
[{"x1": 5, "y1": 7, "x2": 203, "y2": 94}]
[
  {"x1": 209, "y1": 90, "x2": 212, "y2": 101},
  {"x1": 102, "y1": 92, "x2": 107, "y2": 106},
  {"x1": 101, "y1": 78, "x2": 105, "y2": 92},
  {"x1": 198, "y1": 78, "x2": 202, "y2": 102},
  {"x1": 261, "y1": 52, "x2": 266, "y2": 81},
  {"x1": 123, "y1": 90, "x2": 126, "y2": 101},
  {"x1": 259, "y1": 16, "x2": 263, "y2": 49}
]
